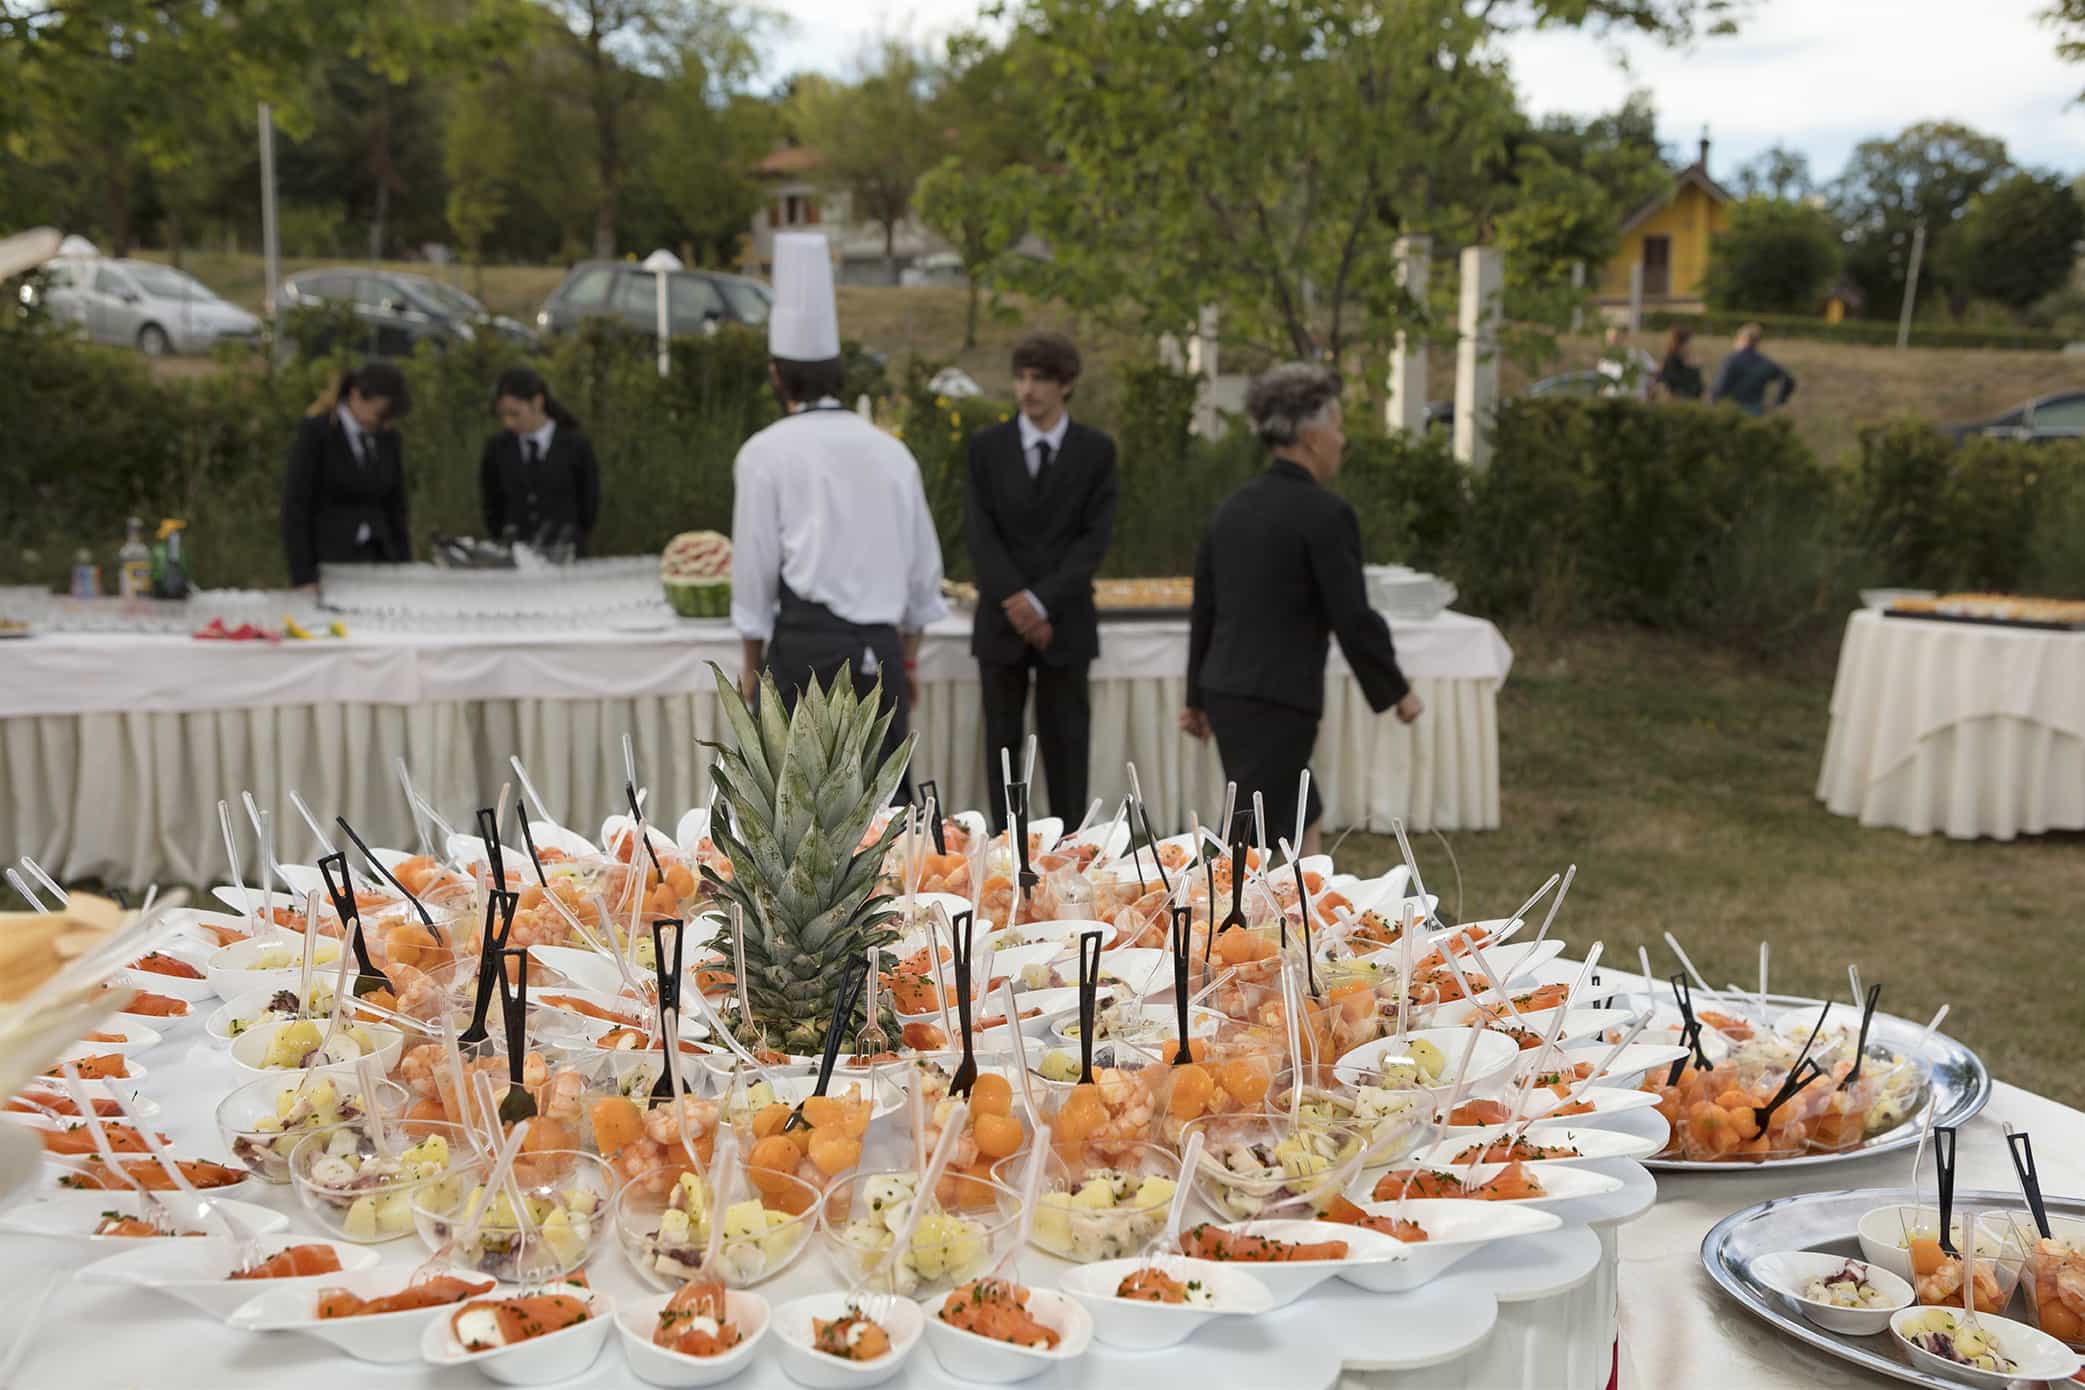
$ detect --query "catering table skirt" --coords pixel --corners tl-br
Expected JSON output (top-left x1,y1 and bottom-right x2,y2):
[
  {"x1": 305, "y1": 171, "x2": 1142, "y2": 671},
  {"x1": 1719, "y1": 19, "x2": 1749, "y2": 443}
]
[
  {"x1": 1, "y1": 614, "x2": 1509, "y2": 890},
  {"x1": 1816, "y1": 609, "x2": 2085, "y2": 840}
]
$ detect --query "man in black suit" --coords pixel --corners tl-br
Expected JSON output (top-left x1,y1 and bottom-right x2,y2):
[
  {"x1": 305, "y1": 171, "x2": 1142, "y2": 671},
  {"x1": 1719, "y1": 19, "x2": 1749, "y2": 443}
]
[
  {"x1": 1182, "y1": 363, "x2": 1421, "y2": 856},
  {"x1": 964, "y1": 333, "x2": 1119, "y2": 830}
]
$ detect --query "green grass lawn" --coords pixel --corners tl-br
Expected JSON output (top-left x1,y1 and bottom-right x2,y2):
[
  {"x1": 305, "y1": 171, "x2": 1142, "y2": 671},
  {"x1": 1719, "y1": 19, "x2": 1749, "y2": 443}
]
[{"x1": 1331, "y1": 624, "x2": 2085, "y2": 1109}]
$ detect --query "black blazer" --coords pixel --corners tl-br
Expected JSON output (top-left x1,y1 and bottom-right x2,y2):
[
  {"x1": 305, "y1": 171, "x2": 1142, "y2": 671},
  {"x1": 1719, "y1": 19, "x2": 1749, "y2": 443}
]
[
  {"x1": 280, "y1": 413, "x2": 411, "y2": 586},
  {"x1": 479, "y1": 427, "x2": 601, "y2": 552},
  {"x1": 963, "y1": 418, "x2": 1119, "y2": 667},
  {"x1": 1187, "y1": 458, "x2": 1409, "y2": 717}
]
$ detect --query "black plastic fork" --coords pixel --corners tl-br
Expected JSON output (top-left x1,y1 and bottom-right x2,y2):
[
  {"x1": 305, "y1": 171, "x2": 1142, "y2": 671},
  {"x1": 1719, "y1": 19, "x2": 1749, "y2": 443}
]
[
  {"x1": 785, "y1": 959, "x2": 871, "y2": 1133},
  {"x1": 949, "y1": 908, "x2": 980, "y2": 1100}
]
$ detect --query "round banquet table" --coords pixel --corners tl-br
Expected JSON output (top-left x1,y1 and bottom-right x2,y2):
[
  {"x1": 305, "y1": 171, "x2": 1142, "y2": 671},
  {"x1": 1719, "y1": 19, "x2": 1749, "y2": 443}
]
[
  {"x1": 1816, "y1": 609, "x2": 2085, "y2": 840},
  {"x1": 0, "y1": 609, "x2": 1512, "y2": 891}
]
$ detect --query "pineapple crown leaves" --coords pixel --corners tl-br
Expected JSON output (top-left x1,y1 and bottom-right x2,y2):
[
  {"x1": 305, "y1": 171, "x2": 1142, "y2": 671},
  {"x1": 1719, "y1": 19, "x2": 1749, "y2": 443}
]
[{"x1": 697, "y1": 662, "x2": 915, "y2": 1031}]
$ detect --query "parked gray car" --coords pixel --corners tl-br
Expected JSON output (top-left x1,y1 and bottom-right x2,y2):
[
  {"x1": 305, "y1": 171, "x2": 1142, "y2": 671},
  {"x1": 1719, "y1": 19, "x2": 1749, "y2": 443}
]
[{"x1": 33, "y1": 257, "x2": 259, "y2": 355}]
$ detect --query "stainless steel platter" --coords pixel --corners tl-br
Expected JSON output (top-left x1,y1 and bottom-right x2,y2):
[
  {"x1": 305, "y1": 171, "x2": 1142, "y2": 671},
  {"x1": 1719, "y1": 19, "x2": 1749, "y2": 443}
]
[
  {"x1": 1632, "y1": 993, "x2": 1991, "y2": 1173},
  {"x1": 1702, "y1": 1186, "x2": 2077, "y2": 1390}
]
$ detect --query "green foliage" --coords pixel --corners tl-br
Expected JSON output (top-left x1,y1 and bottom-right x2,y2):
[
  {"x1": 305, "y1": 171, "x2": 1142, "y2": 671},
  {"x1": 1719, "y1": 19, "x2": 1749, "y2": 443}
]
[
  {"x1": 1643, "y1": 309, "x2": 2068, "y2": 352},
  {"x1": 1833, "y1": 121, "x2": 2011, "y2": 319},
  {"x1": 789, "y1": 43, "x2": 947, "y2": 282},
  {"x1": 1704, "y1": 197, "x2": 1842, "y2": 314},
  {"x1": 1731, "y1": 143, "x2": 1815, "y2": 201},
  {"x1": 914, "y1": 159, "x2": 1041, "y2": 348},
  {"x1": 1939, "y1": 171, "x2": 2085, "y2": 313}
]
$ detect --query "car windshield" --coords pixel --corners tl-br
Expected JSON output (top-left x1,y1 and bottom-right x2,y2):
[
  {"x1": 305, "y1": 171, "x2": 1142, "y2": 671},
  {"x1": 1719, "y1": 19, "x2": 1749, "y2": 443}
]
[
  {"x1": 715, "y1": 278, "x2": 772, "y2": 325},
  {"x1": 124, "y1": 263, "x2": 219, "y2": 303},
  {"x1": 406, "y1": 277, "x2": 489, "y2": 318}
]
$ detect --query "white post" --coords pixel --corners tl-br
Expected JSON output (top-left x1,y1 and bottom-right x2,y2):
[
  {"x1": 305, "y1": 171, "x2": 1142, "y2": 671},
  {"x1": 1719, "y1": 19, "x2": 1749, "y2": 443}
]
[
  {"x1": 1627, "y1": 260, "x2": 1644, "y2": 334},
  {"x1": 640, "y1": 248, "x2": 683, "y2": 379},
  {"x1": 1896, "y1": 221, "x2": 1927, "y2": 351},
  {"x1": 1569, "y1": 261, "x2": 1586, "y2": 335},
  {"x1": 258, "y1": 103, "x2": 280, "y2": 327},
  {"x1": 1188, "y1": 303, "x2": 1220, "y2": 437},
  {"x1": 1453, "y1": 245, "x2": 1503, "y2": 473},
  {"x1": 1386, "y1": 236, "x2": 1430, "y2": 435}
]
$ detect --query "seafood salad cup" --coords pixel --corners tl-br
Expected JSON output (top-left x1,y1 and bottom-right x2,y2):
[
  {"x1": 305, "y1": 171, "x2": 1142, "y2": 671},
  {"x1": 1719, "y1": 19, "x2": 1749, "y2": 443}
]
[
  {"x1": 1178, "y1": 1109, "x2": 1367, "y2": 1222},
  {"x1": 816, "y1": 1168, "x2": 1020, "y2": 1297},
  {"x1": 1271, "y1": 1063, "x2": 1432, "y2": 1169},
  {"x1": 216, "y1": 1073, "x2": 408, "y2": 1184},
  {"x1": 291, "y1": 1119, "x2": 474, "y2": 1243},
  {"x1": 2012, "y1": 1212, "x2": 2085, "y2": 1348},
  {"x1": 990, "y1": 1138, "x2": 1181, "y2": 1264},
  {"x1": 410, "y1": 1148, "x2": 615, "y2": 1282},
  {"x1": 614, "y1": 1165, "x2": 819, "y2": 1289}
]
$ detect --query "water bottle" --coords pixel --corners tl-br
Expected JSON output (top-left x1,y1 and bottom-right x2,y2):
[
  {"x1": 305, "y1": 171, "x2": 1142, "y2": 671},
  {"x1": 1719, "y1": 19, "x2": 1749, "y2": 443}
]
[
  {"x1": 117, "y1": 516, "x2": 151, "y2": 598},
  {"x1": 70, "y1": 548, "x2": 101, "y2": 598}
]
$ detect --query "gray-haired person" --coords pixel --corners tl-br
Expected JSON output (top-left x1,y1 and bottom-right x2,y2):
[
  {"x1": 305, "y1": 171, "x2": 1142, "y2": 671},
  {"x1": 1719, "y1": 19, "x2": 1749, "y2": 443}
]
[{"x1": 1181, "y1": 364, "x2": 1421, "y2": 855}]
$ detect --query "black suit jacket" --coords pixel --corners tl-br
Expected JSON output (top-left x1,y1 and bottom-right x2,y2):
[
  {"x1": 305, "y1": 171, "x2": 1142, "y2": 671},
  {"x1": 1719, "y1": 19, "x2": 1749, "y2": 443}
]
[
  {"x1": 280, "y1": 413, "x2": 411, "y2": 586},
  {"x1": 479, "y1": 427, "x2": 601, "y2": 551},
  {"x1": 1187, "y1": 458, "x2": 1409, "y2": 717},
  {"x1": 963, "y1": 418, "x2": 1119, "y2": 667}
]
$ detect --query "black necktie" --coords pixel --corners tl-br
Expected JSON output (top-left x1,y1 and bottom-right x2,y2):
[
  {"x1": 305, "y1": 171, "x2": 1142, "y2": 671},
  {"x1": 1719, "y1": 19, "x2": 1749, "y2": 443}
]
[
  {"x1": 1034, "y1": 439, "x2": 1053, "y2": 486},
  {"x1": 525, "y1": 437, "x2": 541, "y2": 469}
]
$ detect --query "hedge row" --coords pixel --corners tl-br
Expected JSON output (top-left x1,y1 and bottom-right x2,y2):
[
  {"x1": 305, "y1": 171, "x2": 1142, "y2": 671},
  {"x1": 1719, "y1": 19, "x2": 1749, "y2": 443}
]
[
  {"x1": 1644, "y1": 308, "x2": 2072, "y2": 353},
  {"x1": 4, "y1": 312, "x2": 2080, "y2": 643}
]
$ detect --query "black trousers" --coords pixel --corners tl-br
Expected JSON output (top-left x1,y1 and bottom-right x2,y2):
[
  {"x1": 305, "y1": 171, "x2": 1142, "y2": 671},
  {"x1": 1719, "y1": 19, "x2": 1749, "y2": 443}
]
[
  {"x1": 980, "y1": 654, "x2": 1090, "y2": 830},
  {"x1": 766, "y1": 583, "x2": 912, "y2": 803},
  {"x1": 1203, "y1": 690, "x2": 1324, "y2": 834}
]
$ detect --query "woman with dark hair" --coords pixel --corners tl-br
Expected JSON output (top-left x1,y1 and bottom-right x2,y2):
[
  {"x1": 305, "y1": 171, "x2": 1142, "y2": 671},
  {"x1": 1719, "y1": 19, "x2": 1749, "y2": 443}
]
[
  {"x1": 281, "y1": 360, "x2": 413, "y2": 589},
  {"x1": 1654, "y1": 327, "x2": 1704, "y2": 400},
  {"x1": 1182, "y1": 363, "x2": 1420, "y2": 855},
  {"x1": 479, "y1": 366, "x2": 601, "y2": 553}
]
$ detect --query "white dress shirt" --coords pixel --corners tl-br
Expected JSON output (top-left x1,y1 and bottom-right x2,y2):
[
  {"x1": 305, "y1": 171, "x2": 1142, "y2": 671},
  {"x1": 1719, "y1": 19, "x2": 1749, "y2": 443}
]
[
  {"x1": 337, "y1": 404, "x2": 373, "y2": 545},
  {"x1": 730, "y1": 400, "x2": 950, "y2": 641},
  {"x1": 523, "y1": 419, "x2": 556, "y2": 460},
  {"x1": 1008, "y1": 411, "x2": 1069, "y2": 619}
]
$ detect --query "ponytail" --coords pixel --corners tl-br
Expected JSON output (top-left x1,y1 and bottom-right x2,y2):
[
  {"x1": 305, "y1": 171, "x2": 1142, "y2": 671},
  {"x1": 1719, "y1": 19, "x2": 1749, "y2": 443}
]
[
  {"x1": 307, "y1": 361, "x2": 412, "y2": 423},
  {"x1": 492, "y1": 366, "x2": 581, "y2": 432}
]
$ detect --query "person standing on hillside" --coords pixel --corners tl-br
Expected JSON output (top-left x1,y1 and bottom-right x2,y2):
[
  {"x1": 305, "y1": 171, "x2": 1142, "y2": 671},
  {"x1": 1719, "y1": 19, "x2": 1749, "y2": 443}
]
[
  {"x1": 1180, "y1": 364, "x2": 1420, "y2": 858},
  {"x1": 1708, "y1": 322, "x2": 1797, "y2": 415},
  {"x1": 963, "y1": 333, "x2": 1119, "y2": 830},
  {"x1": 1653, "y1": 327, "x2": 1704, "y2": 400},
  {"x1": 730, "y1": 231, "x2": 947, "y2": 795},
  {"x1": 1598, "y1": 325, "x2": 1657, "y2": 400}
]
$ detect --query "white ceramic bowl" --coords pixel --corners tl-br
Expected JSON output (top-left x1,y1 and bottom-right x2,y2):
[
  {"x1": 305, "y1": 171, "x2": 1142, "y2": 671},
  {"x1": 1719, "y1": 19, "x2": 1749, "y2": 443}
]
[
  {"x1": 1333, "y1": 1199, "x2": 1565, "y2": 1293},
  {"x1": 215, "y1": 1071, "x2": 409, "y2": 1185},
  {"x1": 119, "y1": 942, "x2": 218, "y2": 1001},
  {"x1": 61, "y1": 1018, "x2": 162, "y2": 1055},
  {"x1": 1890, "y1": 1305, "x2": 2082, "y2": 1386},
  {"x1": 1049, "y1": 1001, "x2": 1222, "y2": 1051},
  {"x1": 0, "y1": 1188, "x2": 287, "y2": 1244},
  {"x1": 419, "y1": 1279, "x2": 614, "y2": 1384},
  {"x1": 771, "y1": 1290, "x2": 926, "y2": 1388},
  {"x1": 41, "y1": 1053, "x2": 149, "y2": 1089},
  {"x1": 1856, "y1": 1204, "x2": 1992, "y2": 1285},
  {"x1": 76, "y1": 1234, "x2": 382, "y2": 1319},
  {"x1": 526, "y1": 945, "x2": 623, "y2": 995},
  {"x1": 42, "y1": 1149, "x2": 256, "y2": 1203},
  {"x1": 226, "y1": 1265, "x2": 501, "y2": 1362},
  {"x1": 1175, "y1": 1218, "x2": 1406, "y2": 1308},
  {"x1": 229, "y1": 1018, "x2": 404, "y2": 1080},
  {"x1": 1436, "y1": 1084, "x2": 1663, "y2": 1130},
  {"x1": 1335, "y1": 1027, "x2": 1524, "y2": 1104},
  {"x1": 1056, "y1": 1257, "x2": 1274, "y2": 1349},
  {"x1": 985, "y1": 919, "x2": 1117, "y2": 954},
  {"x1": 616, "y1": 1288, "x2": 771, "y2": 1386},
  {"x1": 919, "y1": 1285, "x2": 1091, "y2": 1382},
  {"x1": 1365, "y1": 1160, "x2": 1625, "y2": 1211},
  {"x1": 1407, "y1": 1125, "x2": 1665, "y2": 1169},
  {"x1": 1752, "y1": 1249, "x2": 1913, "y2": 1336},
  {"x1": 204, "y1": 934, "x2": 341, "y2": 1003}
]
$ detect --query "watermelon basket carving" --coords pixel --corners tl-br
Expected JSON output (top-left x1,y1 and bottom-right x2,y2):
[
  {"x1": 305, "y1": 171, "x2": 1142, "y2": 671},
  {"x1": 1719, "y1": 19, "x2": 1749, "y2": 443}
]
[{"x1": 661, "y1": 530, "x2": 732, "y2": 619}]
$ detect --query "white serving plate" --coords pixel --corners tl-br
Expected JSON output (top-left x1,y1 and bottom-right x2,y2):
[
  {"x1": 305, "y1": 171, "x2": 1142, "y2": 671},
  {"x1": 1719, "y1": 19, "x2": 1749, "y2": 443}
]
[
  {"x1": 203, "y1": 934, "x2": 341, "y2": 1003},
  {"x1": 0, "y1": 1188, "x2": 288, "y2": 1243},
  {"x1": 226, "y1": 1266, "x2": 502, "y2": 1362},
  {"x1": 1055, "y1": 1256, "x2": 1274, "y2": 1350},
  {"x1": 1890, "y1": 1305, "x2": 2081, "y2": 1387},
  {"x1": 420, "y1": 1278, "x2": 614, "y2": 1384},
  {"x1": 616, "y1": 1288, "x2": 771, "y2": 1386},
  {"x1": 1751, "y1": 1249, "x2": 1912, "y2": 1337},
  {"x1": 54, "y1": 1018, "x2": 161, "y2": 1055},
  {"x1": 119, "y1": 941, "x2": 219, "y2": 1002},
  {"x1": 9, "y1": 1080, "x2": 159, "y2": 1121},
  {"x1": 526, "y1": 944, "x2": 624, "y2": 995},
  {"x1": 1174, "y1": 1218, "x2": 1408, "y2": 1308},
  {"x1": 1331, "y1": 1197, "x2": 1564, "y2": 1293},
  {"x1": 77, "y1": 1233, "x2": 383, "y2": 1319},
  {"x1": 1363, "y1": 1159, "x2": 1627, "y2": 1212},
  {"x1": 919, "y1": 1284, "x2": 1091, "y2": 1382},
  {"x1": 1335, "y1": 1027, "x2": 1525, "y2": 1104},
  {"x1": 983, "y1": 919, "x2": 1118, "y2": 953},
  {"x1": 229, "y1": 1018, "x2": 405, "y2": 1080},
  {"x1": 1530, "y1": 1040, "x2": 1692, "y2": 1091},
  {"x1": 1407, "y1": 1125, "x2": 1665, "y2": 1169},
  {"x1": 771, "y1": 1289, "x2": 927, "y2": 1388}
]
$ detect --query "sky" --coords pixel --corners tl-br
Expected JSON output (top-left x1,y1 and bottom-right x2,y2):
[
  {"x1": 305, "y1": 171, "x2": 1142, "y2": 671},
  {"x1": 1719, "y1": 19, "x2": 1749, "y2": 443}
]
[{"x1": 758, "y1": 0, "x2": 2085, "y2": 183}]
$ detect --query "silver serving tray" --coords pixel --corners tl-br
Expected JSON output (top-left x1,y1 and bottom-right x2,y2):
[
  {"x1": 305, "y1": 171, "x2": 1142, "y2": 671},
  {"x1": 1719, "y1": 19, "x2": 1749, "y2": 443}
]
[
  {"x1": 1640, "y1": 994, "x2": 1991, "y2": 1173},
  {"x1": 1703, "y1": 1186, "x2": 2075, "y2": 1390}
]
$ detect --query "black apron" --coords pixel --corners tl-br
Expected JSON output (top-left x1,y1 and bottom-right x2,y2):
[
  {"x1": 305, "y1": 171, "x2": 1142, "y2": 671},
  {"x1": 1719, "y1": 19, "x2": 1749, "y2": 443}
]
[{"x1": 759, "y1": 405, "x2": 913, "y2": 800}]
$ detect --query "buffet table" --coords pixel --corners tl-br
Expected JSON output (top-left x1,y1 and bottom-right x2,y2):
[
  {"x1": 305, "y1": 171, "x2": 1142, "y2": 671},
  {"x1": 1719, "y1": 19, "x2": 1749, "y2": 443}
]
[
  {"x1": 1816, "y1": 610, "x2": 2085, "y2": 840},
  {"x1": 0, "y1": 610, "x2": 1512, "y2": 889}
]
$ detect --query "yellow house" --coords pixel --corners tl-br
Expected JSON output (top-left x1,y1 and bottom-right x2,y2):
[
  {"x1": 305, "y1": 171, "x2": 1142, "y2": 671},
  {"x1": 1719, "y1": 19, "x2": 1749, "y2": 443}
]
[{"x1": 1599, "y1": 136, "x2": 1733, "y2": 313}]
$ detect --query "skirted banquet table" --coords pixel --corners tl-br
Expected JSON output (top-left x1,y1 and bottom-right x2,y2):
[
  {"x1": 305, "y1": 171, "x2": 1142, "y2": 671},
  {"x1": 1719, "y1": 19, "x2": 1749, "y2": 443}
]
[
  {"x1": 1816, "y1": 609, "x2": 2085, "y2": 840},
  {"x1": 0, "y1": 606, "x2": 1511, "y2": 890}
]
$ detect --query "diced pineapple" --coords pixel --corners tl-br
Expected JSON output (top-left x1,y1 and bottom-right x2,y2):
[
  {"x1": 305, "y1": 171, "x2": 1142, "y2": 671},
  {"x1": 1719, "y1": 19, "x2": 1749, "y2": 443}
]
[
  {"x1": 342, "y1": 1196, "x2": 380, "y2": 1240},
  {"x1": 376, "y1": 1193, "x2": 413, "y2": 1235},
  {"x1": 539, "y1": 1207, "x2": 583, "y2": 1262},
  {"x1": 1034, "y1": 1192, "x2": 1074, "y2": 1248},
  {"x1": 1130, "y1": 1176, "x2": 1176, "y2": 1209},
  {"x1": 1071, "y1": 1179, "x2": 1117, "y2": 1210},
  {"x1": 658, "y1": 1208, "x2": 692, "y2": 1245},
  {"x1": 1408, "y1": 1039, "x2": 1445, "y2": 1081},
  {"x1": 723, "y1": 1199, "x2": 764, "y2": 1239}
]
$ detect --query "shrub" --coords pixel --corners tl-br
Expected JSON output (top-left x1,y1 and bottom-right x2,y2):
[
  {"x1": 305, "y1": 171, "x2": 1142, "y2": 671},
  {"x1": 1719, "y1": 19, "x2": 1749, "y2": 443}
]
[
  {"x1": 1644, "y1": 308, "x2": 2068, "y2": 353},
  {"x1": 1705, "y1": 197, "x2": 1841, "y2": 315}
]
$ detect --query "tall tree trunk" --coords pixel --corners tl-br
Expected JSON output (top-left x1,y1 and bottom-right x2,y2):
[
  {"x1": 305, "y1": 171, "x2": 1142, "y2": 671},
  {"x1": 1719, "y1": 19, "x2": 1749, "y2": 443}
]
[
  {"x1": 964, "y1": 276, "x2": 979, "y2": 350},
  {"x1": 884, "y1": 219, "x2": 898, "y2": 285},
  {"x1": 372, "y1": 178, "x2": 390, "y2": 262},
  {"x1": 588, "y1": 26, "x2": 619, "y2": 258},
  {"x1": 105, "y1": 160, "x2": 131, "y2": 257}
]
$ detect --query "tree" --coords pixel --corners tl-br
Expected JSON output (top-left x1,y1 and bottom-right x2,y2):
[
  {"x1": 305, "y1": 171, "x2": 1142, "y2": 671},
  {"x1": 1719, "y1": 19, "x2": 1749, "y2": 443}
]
[
  {"x1": 1940, "y1": 170, "x2": 2085, "y2": 313},
  {"x1": 915, "y1": 159, "x2": 1039, "y2": 347},
  {"x1": 1732, "y1": 142, "x2": 1813, "y2": 201},
  {"x1": 644, "y1": 77, "x2": 778, "y2": 265},
  {"x1": 535, "y1": 0, "x2": 772, "y2": 257},
  {"x1": 1703, "y1": 196, "x2": 1840, "y2": 313},
  {"x1": 1833, "y1": 120, "x2": 2009, "y2": 318},
  {"x1": 791, "y1": 41, "x2": 944, "y2": 285}
]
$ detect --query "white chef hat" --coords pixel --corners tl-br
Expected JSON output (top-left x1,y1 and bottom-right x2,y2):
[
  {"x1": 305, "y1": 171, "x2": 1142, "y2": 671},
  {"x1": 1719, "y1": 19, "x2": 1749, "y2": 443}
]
[{"x1": 768, "y1": 231, "x2": 840, "y2": 361}]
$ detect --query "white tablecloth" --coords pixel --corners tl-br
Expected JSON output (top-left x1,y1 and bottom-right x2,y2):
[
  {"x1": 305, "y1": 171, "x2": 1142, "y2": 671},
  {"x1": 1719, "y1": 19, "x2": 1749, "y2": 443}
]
[
  {"x1": 1816, "y1": 610, "x2": 2085, "y2": 840},
  {"x1": 1617, "y1": 1080, "x2": 2085, "y2": 1390},
  {"x1": 1, "y1": 612, "x2": 1511, "y2": 889}
]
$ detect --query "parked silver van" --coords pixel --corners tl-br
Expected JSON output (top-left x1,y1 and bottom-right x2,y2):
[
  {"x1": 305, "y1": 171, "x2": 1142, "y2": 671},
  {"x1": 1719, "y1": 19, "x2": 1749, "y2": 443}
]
[{"x1": 34, "y1": 257, "x2": 259, "y2": 355}]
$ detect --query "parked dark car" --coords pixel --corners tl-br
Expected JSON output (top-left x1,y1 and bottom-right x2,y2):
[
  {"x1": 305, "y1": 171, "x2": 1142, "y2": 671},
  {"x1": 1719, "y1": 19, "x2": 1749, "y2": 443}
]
[
  {"x1": 1945, "y1": 391, "x2": 2085, "y2": 444},
  {"x1": 534, "y1": 260, "x2": 774, "y2": 339},
  {"x1": 1425, "y1": 370, "x2": 1611, "y2": 430},
  {"x1": 277, "y1": 268, "x2": 535, "y2": 357}
]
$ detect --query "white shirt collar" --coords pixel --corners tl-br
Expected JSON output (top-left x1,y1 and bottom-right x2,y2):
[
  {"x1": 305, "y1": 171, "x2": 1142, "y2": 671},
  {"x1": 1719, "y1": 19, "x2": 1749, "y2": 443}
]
[
  {"x1": 524, "y1": 419, "x2": 556, "y2": 455},
  {"x1": 335, "y1": 403, "x2": 364, "y2": 450},
  {"x1": 1018, "y1": 411, "x2": 1069, "y2": 455}
]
